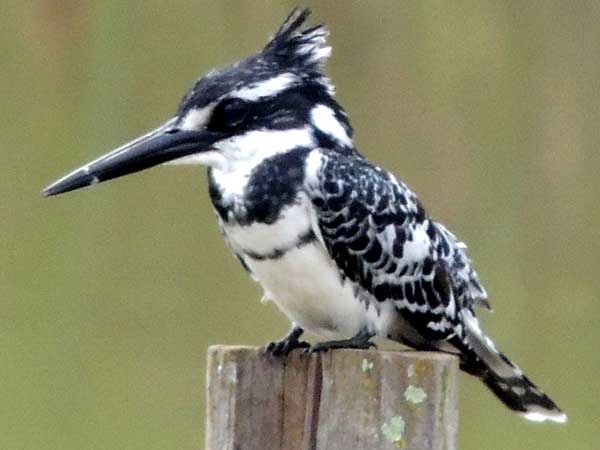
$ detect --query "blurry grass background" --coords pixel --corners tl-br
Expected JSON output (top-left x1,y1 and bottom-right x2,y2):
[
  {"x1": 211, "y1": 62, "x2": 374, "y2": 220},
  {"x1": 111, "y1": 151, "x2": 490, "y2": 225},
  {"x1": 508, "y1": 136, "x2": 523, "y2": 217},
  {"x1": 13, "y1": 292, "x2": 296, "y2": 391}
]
[{"x1": 2, "y1": 1, "x2": 599, "y2": 449}]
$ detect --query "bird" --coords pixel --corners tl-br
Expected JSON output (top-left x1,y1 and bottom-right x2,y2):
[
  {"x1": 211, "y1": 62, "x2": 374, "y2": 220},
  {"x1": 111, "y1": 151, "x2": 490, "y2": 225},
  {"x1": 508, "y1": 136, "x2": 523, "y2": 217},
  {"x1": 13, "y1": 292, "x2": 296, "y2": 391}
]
[{"x1": 43, "y1": 8, "x2": 566, "y2": 423}]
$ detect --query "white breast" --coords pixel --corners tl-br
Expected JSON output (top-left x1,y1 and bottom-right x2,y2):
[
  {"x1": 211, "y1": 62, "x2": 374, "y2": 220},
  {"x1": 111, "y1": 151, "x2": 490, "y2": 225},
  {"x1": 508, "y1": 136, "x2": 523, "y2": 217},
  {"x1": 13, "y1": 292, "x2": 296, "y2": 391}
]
[
  {"x1": 248, "y1": 240, "x2": 366, "y2": 339},
  {"x1": 223, "y1": 194, "x2": 313, "y2": 255},
  {"x1": 223, "y1": 196, "x2": 401, "y2": 340}
]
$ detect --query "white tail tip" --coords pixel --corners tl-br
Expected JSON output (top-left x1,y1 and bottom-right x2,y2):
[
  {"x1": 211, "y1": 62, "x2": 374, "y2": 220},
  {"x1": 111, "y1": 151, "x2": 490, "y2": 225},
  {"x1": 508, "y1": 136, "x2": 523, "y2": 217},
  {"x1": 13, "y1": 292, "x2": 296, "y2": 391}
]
[{"x1": 521, "y1": 409, "x2": 568, "y2": 424}]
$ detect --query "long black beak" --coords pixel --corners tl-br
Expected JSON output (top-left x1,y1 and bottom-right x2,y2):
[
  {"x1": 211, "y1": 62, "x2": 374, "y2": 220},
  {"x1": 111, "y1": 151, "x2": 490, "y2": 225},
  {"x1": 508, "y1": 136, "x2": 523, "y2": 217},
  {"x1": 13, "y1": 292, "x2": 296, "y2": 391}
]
[{"x1": 42, "y1": 119, "x2": 222, "y2": 197}]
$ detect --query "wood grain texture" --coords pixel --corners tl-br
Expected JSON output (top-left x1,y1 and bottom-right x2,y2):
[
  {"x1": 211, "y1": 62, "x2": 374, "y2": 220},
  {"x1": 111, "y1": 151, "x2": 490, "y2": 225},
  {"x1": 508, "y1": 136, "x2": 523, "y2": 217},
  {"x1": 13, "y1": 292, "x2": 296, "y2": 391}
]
[{"x1": 206, "y1": 346, "x2": 458, "y2": 450}]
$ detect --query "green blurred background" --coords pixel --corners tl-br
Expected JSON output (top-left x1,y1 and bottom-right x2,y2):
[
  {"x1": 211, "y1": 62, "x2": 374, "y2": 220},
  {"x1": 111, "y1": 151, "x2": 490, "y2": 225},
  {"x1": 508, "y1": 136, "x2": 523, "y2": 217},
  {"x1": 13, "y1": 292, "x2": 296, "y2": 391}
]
[{"x1": 3, "y1": 1, "x2": 599, "y2": 449}]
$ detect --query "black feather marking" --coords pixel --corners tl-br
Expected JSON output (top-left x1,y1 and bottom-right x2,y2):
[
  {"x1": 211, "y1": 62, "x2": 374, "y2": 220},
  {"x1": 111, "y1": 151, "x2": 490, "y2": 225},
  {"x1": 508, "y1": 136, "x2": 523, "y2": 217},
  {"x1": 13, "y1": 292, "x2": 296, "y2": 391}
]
[
  {"x1": 271, "y1": 8, "x2": 312, "y2": 42},
  {"x1": 263, "y1": 8, "x2": 331, "y2": 72},
  {"x1": 306, "y1": 149, "x2": 487, "y2": 343},
  {"x1": 209, "y1": 147, "x2": 311, "y2": 225},
  {"x1": 243, "y1": 229, "x2": 317, "y2": 261}
]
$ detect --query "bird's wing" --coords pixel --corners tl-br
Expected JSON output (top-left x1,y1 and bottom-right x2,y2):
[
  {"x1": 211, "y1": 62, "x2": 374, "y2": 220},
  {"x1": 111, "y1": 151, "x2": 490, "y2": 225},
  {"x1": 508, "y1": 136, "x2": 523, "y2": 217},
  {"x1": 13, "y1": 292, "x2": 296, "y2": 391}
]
[
  {"x1": 304, "y1": 149, "x2": 482, "y2": 343},
  {"x1": 304, "y1": 150, "x2": 567, "y2": 422}
]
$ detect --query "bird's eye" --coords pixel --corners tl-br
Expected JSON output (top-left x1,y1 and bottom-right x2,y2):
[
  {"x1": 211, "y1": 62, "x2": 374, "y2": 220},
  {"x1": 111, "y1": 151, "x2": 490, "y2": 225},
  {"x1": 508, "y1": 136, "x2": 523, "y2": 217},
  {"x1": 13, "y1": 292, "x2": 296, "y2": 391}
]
[{"x1": 208, "y1": 98, "x2": 249, "y2": 131}]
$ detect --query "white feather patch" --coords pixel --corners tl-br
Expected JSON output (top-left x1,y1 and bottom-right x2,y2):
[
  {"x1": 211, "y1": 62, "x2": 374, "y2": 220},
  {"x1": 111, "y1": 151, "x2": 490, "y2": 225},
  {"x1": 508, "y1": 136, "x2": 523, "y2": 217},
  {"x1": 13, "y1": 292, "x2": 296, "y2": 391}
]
[
  {"x1": 310, "y1": 104, "x2": 352, "y2": 147},
  {"x1": 164, "y1": 150, "x2": 227, "y2": 170},
  {"x1": 179, "y1": 105, "x2": 215, "y2": 131},
  {"x1": 402, "y1": 226, "x2": 431, "y2": 263},
  {"x1": 215, "y1": 127, "x2": 314, "y2": 161},
  {"x1": 521, "y1": 409, "x2": 567, "y2": 424},
  {"x1": 304, "y1": 149, "x2": 326, "y2": 186},
  {"x1": 233, "y1": 73, "x2": 297, "y2": 101},
  {"x1": 225, "y1": 197, "x2": 313, "y2": 255}
]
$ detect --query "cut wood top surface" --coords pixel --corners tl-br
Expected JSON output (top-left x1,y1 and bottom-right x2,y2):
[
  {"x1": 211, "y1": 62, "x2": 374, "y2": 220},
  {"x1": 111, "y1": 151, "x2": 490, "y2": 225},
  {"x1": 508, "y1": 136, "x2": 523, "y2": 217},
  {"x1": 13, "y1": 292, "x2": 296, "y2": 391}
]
[{"x1": 206, "y1": 346, "x2": 458, "y2": 450}]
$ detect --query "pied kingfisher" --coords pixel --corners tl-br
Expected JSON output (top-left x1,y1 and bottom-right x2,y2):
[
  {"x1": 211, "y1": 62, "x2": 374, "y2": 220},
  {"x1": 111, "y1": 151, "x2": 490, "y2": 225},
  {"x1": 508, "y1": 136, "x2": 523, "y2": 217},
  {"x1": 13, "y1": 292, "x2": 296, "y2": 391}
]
[{"x1": 43, "y1": 8, "x2": 565, "y2": 423}]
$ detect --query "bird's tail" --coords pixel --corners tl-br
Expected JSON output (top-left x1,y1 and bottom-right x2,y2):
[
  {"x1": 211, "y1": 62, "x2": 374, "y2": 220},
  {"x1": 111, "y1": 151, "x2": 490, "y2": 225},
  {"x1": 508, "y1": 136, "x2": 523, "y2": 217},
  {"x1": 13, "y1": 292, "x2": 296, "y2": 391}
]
[{"x1": 457, "y1": 310, "x2": 567, "y2": 423}]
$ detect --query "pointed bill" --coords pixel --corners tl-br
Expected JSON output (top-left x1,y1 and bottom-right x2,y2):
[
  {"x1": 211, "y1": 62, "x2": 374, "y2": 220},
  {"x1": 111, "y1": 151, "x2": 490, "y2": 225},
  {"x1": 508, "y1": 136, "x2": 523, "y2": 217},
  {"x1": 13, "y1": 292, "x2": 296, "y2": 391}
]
[{"x1": 42, "y1": 118, "x2": 222, "y2": 197}]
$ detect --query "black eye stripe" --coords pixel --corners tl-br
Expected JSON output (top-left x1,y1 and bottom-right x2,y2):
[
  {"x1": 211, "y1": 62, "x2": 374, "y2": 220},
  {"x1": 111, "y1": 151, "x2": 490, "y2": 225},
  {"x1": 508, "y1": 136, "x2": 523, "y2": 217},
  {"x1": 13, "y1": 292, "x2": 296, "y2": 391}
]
[
  {"x1": 222, "y1": 98, "x2": 248, "y2": 117},
  {"x1": 204, "y1": 84, "x2": 346, "y2": 134},
  {"x1": 207, "y1": 98, "x2": 250, "y2": 132}
]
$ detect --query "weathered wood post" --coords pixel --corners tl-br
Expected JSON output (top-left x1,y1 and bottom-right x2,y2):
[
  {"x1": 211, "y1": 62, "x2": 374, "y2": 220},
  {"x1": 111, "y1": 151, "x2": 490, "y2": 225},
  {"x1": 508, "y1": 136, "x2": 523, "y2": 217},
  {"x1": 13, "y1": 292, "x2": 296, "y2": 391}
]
[{"x1": 206, "y1": 346, "x2": 458, "y2": 450}]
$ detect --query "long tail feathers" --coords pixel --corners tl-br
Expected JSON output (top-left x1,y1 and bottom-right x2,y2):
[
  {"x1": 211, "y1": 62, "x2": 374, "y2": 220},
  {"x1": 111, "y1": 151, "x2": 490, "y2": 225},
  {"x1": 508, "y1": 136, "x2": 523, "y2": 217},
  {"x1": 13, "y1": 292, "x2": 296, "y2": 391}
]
[{"x1": 458, "y1": 311, "x2": 567, "y2": 423}]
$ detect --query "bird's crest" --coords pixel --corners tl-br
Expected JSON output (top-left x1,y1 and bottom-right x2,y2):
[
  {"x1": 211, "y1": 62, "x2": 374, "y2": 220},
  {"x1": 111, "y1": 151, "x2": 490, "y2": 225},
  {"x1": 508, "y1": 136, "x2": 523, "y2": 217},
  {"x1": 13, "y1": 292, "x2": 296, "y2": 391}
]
[{"x1": 262, "y1": 8, "x2": 331, "y2": 72}]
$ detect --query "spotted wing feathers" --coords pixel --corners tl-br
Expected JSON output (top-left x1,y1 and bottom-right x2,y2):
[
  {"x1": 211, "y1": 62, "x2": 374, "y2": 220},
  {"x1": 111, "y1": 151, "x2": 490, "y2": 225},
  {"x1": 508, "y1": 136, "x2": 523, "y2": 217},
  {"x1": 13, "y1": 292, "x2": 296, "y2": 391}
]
[{"x1": 306, "y1": 151, "x2": 469, "y2": 342}]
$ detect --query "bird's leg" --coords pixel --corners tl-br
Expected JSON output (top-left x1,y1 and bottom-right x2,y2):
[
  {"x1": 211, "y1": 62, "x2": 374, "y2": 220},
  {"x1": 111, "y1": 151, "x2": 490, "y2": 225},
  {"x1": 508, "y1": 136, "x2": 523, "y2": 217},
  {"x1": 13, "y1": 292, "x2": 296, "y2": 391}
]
[
  {"x1": 265, "y1": 325, "x2": 310, "y2": 356},
  {"x1": 308, "y1": 328, "x2": 376, "y2": 353}
]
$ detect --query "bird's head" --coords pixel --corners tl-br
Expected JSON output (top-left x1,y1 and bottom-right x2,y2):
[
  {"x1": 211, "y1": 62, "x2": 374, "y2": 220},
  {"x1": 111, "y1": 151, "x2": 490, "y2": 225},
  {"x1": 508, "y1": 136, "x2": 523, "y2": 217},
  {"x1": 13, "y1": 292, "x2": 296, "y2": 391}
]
[{"x1": 43, "y1": 8, "x2": 353, "y2": 197}]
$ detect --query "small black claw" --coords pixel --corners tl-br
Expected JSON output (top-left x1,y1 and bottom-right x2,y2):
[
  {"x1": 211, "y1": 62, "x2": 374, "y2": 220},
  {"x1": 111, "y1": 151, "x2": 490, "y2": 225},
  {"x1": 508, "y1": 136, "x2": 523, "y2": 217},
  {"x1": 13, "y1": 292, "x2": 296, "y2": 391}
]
[
  {"x1": 266, "y1": 339, "x2": 310, "y2": 356},
  {"x1": 264, "y1": 327, "x2": 310, "y2": 356}
]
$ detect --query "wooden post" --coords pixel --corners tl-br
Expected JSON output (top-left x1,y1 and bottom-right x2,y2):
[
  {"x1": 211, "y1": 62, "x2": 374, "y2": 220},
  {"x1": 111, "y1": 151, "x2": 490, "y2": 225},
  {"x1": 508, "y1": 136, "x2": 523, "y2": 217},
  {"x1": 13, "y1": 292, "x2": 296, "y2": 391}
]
[{"x1": 206, "y1": 346, "x2": 458, "y2": 450}]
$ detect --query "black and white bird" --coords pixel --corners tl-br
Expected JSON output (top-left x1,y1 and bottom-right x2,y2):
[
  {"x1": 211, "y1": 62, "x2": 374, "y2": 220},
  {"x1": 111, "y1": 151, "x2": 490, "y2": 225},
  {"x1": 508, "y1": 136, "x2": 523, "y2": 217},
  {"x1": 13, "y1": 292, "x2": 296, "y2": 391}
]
[{"x1": 43, "y1": 9, "x2": 565, "y2": 423}]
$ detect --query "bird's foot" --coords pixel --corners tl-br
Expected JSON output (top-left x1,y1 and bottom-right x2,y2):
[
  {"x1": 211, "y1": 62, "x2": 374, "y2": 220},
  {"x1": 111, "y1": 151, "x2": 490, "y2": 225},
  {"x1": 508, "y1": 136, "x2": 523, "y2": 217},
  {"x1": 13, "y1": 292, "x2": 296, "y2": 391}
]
[
  {"x1": 307, "y1": 330, "x2": 376, "y2": 353},
  {"x1": 265, "y1": 326, "x2": 310, "y2": 356}
]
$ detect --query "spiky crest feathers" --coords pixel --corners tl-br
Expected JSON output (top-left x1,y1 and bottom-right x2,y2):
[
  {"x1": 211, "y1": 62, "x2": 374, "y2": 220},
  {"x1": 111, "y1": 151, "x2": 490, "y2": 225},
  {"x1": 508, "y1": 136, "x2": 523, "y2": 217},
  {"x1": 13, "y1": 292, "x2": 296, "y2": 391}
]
[
  {"x1": 177, "y1": 8, "x2": 333, "y2": 115},
  {"x1": 262, "y1": 8, "x2": 332, "y2": 73}
]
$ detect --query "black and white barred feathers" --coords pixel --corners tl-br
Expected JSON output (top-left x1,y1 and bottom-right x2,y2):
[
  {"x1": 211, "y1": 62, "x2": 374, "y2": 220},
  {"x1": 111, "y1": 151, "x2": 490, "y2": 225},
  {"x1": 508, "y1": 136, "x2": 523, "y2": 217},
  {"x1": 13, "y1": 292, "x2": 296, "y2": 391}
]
[{"x1": 304, "y1": 145, "x2": 565, "y2": 422}]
